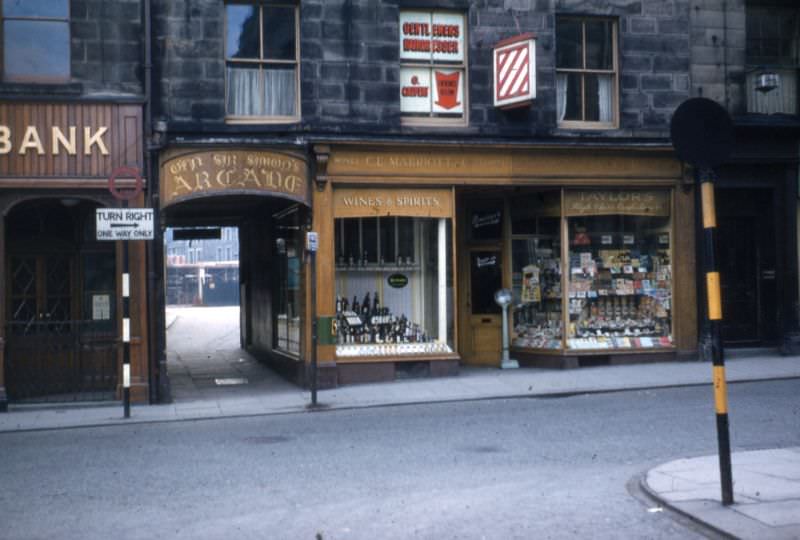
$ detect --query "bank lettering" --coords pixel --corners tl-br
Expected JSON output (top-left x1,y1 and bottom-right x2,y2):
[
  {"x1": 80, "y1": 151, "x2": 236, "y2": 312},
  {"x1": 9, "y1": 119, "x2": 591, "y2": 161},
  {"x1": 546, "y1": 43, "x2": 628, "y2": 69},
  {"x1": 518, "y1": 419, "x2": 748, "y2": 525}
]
[{"x1": 0, "y1": 125, "x2": 109, "y2": 155}]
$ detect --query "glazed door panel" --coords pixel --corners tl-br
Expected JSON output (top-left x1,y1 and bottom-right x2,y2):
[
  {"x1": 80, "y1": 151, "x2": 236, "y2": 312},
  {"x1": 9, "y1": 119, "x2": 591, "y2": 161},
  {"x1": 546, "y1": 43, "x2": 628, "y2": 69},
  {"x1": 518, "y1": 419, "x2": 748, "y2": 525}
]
[
  {"x1": 6, "y1": 254, "x2": 78, "y2": 400},
  {"x1": 466, "y1": 249, "x2": 503, "y2": 364}
]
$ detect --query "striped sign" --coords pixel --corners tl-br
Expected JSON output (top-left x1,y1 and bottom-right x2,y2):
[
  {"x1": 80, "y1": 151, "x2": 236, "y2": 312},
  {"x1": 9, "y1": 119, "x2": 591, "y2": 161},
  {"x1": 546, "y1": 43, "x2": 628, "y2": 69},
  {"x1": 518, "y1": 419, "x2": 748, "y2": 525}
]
[{"x1": 493, "y1": 34, "x2": 536, "y2": 108}]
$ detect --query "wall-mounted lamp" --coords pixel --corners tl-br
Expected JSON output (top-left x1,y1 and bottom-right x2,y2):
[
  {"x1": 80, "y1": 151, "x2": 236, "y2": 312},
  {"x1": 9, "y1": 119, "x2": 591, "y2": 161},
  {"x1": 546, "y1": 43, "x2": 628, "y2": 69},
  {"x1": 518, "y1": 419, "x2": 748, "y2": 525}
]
[{"x1": 755, "y1": 72, "x2": 780, "y2": 93}]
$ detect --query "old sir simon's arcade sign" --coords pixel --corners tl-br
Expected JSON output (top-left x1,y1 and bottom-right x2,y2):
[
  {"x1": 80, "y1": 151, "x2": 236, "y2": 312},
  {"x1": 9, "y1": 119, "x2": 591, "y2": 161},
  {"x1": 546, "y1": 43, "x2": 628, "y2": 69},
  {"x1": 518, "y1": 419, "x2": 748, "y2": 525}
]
[{"x1": 160, "y1": 150, "x2": 309, "y2": 208}]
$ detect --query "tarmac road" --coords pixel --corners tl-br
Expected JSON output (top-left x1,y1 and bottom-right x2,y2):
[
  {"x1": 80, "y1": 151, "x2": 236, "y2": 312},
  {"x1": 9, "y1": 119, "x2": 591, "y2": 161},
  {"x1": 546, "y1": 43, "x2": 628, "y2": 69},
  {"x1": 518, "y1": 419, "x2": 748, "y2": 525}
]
[{"x1": 1, "y1": 379, "x2": 797, "y2": 540}]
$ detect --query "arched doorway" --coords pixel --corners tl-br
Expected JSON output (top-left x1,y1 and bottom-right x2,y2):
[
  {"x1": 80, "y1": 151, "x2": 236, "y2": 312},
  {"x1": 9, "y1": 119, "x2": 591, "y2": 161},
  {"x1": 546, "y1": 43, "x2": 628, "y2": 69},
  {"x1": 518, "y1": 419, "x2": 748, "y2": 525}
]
[{"x1": 4, "y1": 198, "x2": 118, "y2": 401}]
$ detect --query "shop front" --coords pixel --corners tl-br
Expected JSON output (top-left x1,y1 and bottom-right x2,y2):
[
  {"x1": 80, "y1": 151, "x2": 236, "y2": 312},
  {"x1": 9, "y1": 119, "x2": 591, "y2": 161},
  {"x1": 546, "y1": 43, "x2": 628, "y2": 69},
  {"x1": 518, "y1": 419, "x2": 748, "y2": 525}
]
[
  {"x1": 313, "y1": 144, "x2": 695, "y2": 383},
  {"x1": 0, "y1": 102, "x2": 147, "y2": 409}
]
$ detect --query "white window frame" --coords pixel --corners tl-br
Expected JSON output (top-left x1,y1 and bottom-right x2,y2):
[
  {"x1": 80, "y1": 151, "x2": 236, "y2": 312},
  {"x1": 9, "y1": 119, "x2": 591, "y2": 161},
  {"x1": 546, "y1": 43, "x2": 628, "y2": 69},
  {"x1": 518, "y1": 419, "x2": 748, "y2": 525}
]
[
  {"x1": 224, "y1": 1, "x2": 300, "y2": 124},
  {"x1": 400, "y1": 9, "x2": 469, "y2": 127}
]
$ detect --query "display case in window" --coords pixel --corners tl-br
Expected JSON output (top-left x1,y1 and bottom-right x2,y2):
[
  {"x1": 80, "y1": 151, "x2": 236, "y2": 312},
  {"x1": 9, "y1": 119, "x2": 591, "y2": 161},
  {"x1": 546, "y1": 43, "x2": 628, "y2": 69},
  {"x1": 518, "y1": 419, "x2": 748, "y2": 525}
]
[
  {"x1": 565, "y1": 196, "x2": 672, "y2": 350},
  {"x1": 334, "y1": 216, "x2": 453, "y2": 357},
  {"x1": 510, "y1": 192, "x2": 563, "y2": 350}
]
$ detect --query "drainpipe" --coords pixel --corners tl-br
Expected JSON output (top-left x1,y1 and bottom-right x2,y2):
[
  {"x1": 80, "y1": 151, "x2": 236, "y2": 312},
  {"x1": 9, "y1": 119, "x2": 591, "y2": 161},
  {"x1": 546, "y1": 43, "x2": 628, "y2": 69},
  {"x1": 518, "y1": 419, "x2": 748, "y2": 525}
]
[{"x1": 142, "y1": 0, "x2": 170, "y2": 403}]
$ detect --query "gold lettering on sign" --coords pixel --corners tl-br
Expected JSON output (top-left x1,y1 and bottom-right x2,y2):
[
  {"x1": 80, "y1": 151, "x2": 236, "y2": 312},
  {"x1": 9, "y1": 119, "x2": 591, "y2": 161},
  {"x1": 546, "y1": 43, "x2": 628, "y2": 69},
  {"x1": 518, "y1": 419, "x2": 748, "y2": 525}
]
[
  {"x1": 0, "y1": 126, "x2": 11, "y2": 154},
  {"x1": 52, "y1": 126, "x2": 76, "y2": 155},
  {"x1": 0, "y1": 125, "x2": 110, "y2": 155},
  {"x1": 161, "y1": 150, "x2": 309, "y2": 208},
  {"x1": 84, "y1": 126, "x2": 109, "y2": 155},
  {"x1": 565, "y1": 190, "x2": 670, "y2": 217},
  {"x1": 19, "y1": 126, "x2": 45, "y2": 155}
]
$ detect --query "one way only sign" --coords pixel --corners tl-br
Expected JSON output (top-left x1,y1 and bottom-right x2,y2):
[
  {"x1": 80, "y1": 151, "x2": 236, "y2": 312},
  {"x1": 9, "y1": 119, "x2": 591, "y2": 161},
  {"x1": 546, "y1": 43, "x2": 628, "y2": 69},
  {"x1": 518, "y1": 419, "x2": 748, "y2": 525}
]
[{"x1": 96, "y1": 208, "x2": 154, "y2": 240}]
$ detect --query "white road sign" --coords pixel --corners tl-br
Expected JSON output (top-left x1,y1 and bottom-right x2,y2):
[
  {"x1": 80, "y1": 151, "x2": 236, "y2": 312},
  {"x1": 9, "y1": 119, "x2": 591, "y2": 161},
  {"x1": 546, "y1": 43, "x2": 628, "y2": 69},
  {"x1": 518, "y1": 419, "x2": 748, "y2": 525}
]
[{"x1": 96, "y1": 208, "x2": 154, "y2": 240}]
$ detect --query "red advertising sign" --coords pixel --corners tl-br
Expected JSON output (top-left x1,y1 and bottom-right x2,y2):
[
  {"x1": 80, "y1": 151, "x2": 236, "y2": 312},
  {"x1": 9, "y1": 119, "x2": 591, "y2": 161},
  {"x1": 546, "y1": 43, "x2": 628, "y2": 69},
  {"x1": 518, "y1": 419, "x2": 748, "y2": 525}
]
[
  {"x1": 434, "y1": 71, "x2": 461, "y2": 110},
  {"x1": 493, "y1": 34, "x2": 537, "y2": 109}
]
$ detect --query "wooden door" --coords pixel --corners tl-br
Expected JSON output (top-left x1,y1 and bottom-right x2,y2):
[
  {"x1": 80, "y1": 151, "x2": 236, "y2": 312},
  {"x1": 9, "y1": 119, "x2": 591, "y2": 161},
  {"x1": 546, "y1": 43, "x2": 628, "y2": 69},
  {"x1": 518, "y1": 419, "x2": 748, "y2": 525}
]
[
  {"x1": 6, "y1": 253, "x2": 76, "y2": 399},
  {"x1": 465, "y1": 248, "x2": 503, "y2": 364},
  {"x1": 718, "y1": 216, "x2": 759, "y2": 344}
]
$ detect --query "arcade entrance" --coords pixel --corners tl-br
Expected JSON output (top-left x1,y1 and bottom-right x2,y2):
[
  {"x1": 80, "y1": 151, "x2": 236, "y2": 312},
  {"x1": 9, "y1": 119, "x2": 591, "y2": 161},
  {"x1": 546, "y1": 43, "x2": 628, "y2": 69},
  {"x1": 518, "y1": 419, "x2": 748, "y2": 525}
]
[{"x1": 158, "y1": 148, "x2": 311, "y2": 391}]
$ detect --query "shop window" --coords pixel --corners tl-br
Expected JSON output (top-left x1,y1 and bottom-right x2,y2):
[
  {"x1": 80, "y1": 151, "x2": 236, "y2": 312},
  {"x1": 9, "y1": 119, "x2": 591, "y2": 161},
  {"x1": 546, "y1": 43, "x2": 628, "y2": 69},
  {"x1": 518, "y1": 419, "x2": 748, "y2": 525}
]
[
  {"x1": 274, "y1": 209, "x2": 301, "y2": 355},
  {"x1": 334, "y1": 216, "x2": 454, "y2": 357},
  {"x1": 745, "y1": 3, "x2": 798, "y2": 114},
  {"x1": 225, "y1": 2, "x2": 299, "y2": 122},
  {"x1": 556, "y1": 16, "x2": 617, "y2": 128},
  {"x1": 2, "y1": 0, "x2": 70, "y2": 83},
  {"x1": 511, "y1": 191, "x2": 563, "y2": 349},
  {"x1": 511, "y1": 189, "x2": 673, "y2": 352},
  {"x1": 399, "y1": 10, "x2": 467, "y2": 125},
  {"x1": 564, "y1": 190, "x2": 672, "y2": 350}
]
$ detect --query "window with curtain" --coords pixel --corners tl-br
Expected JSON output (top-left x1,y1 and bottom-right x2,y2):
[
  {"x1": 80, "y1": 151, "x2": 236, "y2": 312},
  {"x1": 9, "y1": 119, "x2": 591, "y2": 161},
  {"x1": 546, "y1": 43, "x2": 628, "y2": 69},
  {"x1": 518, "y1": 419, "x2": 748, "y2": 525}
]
[
  {"x1": 2, "y1": 0, "x2": 70, "y2": 82},
  {"x1": 225, "y1": 2, "x2": 299, "y2": 121},
  {"x1": 556, "y1": 17, "x2": 617, "y2": 128},
  {"x1": 745, "y1": 3, "x2": 799, "y2": 114}
]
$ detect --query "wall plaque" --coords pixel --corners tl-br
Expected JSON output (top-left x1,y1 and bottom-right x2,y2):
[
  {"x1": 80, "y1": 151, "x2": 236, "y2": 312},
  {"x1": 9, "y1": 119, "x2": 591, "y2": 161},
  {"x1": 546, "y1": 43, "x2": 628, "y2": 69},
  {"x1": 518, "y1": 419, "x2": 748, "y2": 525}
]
[{"x1": 160, "y1": 150, "x2": 309, "y2": 208}]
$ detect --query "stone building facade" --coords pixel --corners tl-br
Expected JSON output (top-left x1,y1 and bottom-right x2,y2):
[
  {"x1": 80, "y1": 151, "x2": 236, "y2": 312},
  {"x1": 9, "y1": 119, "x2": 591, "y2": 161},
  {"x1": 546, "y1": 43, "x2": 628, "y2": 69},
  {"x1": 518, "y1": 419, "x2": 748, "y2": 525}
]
[{"x1": 0, "y1": 0, "x2": 150, "y2": 409}]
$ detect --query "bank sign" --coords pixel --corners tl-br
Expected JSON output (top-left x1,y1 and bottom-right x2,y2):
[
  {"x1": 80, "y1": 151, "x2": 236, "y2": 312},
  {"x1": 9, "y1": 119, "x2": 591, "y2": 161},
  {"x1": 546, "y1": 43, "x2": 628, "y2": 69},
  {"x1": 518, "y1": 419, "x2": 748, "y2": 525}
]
[{"x1": 399, "y1": 11, "x2": 465, "y2": 115}]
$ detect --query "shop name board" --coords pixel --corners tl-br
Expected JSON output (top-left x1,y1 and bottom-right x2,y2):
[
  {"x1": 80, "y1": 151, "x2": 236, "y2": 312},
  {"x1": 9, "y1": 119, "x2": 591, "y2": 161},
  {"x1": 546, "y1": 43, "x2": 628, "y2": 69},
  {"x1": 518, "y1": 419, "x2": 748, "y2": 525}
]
[
  {"x1": 334, "y1": 188, "x2": 452, "y2": 219},
  {"x1": 565, "y1": 190, "x2": 670, "y2": 217},
  {"x1": 341, "y1": 194, "x2": 444, "y2": 209},
  {"x1": 0, "y1": 125, "x2": 109, "y2": 155},
  {"x1": 161, "y1": 150, "x2": 308, "y2": 208}
]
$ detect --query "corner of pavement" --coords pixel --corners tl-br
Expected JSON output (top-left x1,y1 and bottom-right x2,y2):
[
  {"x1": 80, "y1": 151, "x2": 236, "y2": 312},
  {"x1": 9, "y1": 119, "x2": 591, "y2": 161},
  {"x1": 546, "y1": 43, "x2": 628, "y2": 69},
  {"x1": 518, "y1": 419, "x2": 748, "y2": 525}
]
[{"x1": 641, "y1": 447, "x2": 800, "y2": 540}]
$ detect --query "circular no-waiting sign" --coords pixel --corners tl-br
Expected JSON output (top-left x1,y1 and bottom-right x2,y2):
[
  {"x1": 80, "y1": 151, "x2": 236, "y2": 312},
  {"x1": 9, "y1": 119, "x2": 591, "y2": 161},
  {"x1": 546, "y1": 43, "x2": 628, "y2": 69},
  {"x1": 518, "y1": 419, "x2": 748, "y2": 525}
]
[{"x1": 108, "y1": 166, "x2": 143, "y2": 201}]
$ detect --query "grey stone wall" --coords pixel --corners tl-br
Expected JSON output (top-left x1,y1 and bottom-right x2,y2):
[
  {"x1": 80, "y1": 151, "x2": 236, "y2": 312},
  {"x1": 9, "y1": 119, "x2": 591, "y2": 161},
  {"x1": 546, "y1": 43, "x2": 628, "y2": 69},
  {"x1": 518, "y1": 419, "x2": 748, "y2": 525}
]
[
  {"x1": 689, "y1": 0, "x2": 746, "y2": 115},
  {"x1": 154, "y1": 0, "x2": 693, "y2": 138},
  {"x1": 72, "y1": 0, "x2": 144, "y2": 96}
]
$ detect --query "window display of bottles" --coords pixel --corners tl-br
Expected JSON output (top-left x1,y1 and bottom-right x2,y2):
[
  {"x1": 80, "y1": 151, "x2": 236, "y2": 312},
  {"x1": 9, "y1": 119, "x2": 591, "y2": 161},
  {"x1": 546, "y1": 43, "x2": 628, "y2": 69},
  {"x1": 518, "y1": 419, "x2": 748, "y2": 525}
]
[
  {"x1": 334, "y1": 291, "x2": 450, "y2": 357},
  {"x1": 334, "y1": 216, "x2": 454, "y2": 358}
]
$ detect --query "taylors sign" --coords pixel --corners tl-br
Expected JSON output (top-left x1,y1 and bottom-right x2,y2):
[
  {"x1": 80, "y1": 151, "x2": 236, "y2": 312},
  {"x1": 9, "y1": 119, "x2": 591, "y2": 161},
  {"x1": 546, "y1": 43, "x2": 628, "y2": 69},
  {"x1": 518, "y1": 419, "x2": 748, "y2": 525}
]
[
  {"x1": 493, "y1": 34, "x2": 537, "y2": 108},
  {"x1": 399, "y1": 11, "x2": 465, "y2": 115}
]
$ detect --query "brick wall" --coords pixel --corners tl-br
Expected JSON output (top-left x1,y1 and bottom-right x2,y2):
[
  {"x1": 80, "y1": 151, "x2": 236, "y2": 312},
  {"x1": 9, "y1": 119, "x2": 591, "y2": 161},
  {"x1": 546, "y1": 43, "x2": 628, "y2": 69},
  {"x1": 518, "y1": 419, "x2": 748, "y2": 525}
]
[
  {"x1": 689, "y1": 0, "x2": 746, "y2": 115},
  {"x1": 154, "y1": 0, "x2": 693, "y2": 138},
  {"x1": 72, "y1": 0, "x2": 144, "y2": 96}
]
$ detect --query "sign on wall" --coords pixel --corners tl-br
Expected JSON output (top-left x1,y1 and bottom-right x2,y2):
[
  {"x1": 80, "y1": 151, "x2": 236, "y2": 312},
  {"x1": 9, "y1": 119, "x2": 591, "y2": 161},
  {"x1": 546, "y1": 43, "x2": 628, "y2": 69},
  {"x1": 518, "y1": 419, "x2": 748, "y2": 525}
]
[
  {"x1": 493, "y1": 34, "x2": 537, "y2": 109},
  {"x1": 399, "y1": 11, "x2": 465, "y2": 116},
  {"x1": 160, "y1": 150, "x2": 309, "y2": 208}
]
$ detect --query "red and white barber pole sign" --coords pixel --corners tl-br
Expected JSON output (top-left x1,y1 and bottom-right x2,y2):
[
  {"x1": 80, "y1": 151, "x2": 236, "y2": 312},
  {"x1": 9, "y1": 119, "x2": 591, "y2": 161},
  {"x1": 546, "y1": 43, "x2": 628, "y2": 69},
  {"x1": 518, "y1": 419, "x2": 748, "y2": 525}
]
[{"x1": 493, "y1": 34, "x2": 537, "y2": 109}]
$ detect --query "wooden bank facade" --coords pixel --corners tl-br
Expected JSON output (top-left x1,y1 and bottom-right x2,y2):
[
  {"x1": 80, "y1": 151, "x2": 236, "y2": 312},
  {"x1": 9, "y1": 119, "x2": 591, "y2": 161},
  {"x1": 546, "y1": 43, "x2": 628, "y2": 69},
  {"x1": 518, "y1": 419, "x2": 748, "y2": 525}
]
[
  {"x1": 0, "y1": 102, "x2": 148, "y2": 409},
  {"x1": 308, "y1": 143, "x2": 697, "y2": 385}
]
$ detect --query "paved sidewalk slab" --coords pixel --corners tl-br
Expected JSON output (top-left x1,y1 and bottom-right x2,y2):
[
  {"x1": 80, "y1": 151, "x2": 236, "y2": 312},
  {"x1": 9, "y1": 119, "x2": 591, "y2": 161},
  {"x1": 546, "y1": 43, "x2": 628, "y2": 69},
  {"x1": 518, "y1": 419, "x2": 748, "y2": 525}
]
[
  {"x1": 644, "y1": 448, "x2": 800, "y2": 539},
  {"x1": 1, "y1": 355, "x2": 798, "y2": 433}
]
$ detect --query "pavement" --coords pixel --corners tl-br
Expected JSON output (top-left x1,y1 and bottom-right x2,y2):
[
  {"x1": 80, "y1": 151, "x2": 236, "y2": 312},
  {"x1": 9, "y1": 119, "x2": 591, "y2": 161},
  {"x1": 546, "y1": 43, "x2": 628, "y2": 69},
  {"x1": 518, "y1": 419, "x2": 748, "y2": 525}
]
[{"x1": 1, "y1": 305, "x2": 799, "y2": 539}]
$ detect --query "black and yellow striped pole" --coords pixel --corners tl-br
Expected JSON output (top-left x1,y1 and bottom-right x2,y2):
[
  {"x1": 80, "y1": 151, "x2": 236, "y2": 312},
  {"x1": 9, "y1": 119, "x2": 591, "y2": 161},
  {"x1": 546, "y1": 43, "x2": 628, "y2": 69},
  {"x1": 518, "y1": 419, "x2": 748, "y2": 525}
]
[{"x1": 699, "y1": 167, "x2": 734, "y2": 506}]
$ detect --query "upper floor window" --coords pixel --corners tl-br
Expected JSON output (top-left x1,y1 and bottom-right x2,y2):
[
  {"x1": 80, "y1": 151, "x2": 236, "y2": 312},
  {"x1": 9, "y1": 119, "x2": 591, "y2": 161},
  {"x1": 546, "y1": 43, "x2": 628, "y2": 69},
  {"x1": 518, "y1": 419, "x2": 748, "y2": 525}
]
[
  {"x1": 745, "y1": 2, "x2": 798, "y2": 114},
  {"x1": 399, "y1": 10, "x2": 467, "y2": 125},
  {"x1": 556, "y1": 17, "x2": 618, "y2": 128},
  {"x1": 225, "y1": 2, "x2": 299, "y2": 122},
  {"x1": 2, "y1": 0, "x2": 70, "y2": 83}
]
